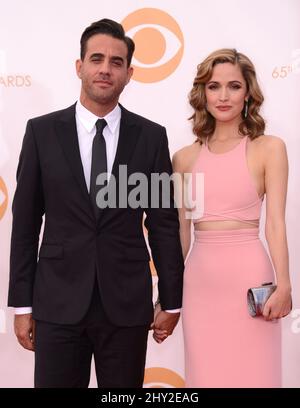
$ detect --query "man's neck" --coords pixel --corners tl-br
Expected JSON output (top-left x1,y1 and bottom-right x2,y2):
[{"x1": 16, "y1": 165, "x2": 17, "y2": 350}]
[{"x1": 79, "y1": 96, "x2": 118, "y2": 117}]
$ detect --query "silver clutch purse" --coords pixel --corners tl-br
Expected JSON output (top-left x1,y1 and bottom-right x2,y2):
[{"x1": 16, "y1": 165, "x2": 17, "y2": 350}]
[{"x1": 247, "y1": 282, "x2": 277, "y2": 317}]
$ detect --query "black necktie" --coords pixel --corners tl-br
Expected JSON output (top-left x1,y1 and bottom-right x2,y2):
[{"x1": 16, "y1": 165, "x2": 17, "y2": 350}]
[{"x1": 90, "y1": 118, "x2": 107, "y2": 219}]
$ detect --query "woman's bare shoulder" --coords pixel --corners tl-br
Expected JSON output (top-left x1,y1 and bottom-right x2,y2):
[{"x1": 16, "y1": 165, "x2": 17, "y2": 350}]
[
  {"x1": 254, "y1": 134, "x2": 286, "y2": 149},
  {"x1": 173, "y1": 142, "x2": 200, "y2": 172},
  {"x1": 249, "y1": 135, "x2": 287, "y2": 158}
]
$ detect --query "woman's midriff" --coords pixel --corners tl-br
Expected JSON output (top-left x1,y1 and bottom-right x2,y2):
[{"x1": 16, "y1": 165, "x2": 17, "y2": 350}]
[{"x1": 194, "y1": 219, "x2": 259, "y2": 231}]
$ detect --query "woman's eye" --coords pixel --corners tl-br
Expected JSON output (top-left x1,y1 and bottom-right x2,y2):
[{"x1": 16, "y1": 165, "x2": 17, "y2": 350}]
[{"x1": 231, "y1": 84, "x2": 242, "y2": 89}]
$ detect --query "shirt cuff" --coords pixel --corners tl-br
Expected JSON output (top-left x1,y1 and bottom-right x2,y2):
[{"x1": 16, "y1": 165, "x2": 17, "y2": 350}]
[
  {"x1": 15, "y1": 307, "x2": 32, "y2": 315},
  {"x1": 164, "y1": 308, "x2": 181, "y2": 313}
]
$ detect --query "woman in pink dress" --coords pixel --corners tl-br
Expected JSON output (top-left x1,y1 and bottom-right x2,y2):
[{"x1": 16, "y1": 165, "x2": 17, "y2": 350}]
[{"x1": 154, "y1": 49, "x2": 292, "y2": 387}]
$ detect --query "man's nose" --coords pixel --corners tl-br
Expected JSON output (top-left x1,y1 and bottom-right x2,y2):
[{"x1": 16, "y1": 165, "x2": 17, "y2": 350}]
[{"x1": 99, "y1": 59, "x2": 111, "y2": 75}]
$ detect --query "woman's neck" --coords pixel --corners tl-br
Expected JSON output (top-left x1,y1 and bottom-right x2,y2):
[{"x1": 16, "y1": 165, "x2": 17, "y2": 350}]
[{"x1": 212, "y1": 118, "x2": 242, "y2": 142}]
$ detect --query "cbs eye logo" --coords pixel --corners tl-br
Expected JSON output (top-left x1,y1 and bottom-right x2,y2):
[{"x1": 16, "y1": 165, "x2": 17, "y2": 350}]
[
  {"x1": 144, "y1": 367, "x2": 185, "y2": 388},
  {"x1": 143, "y1": 221, "x2": 157, "y2": 277},
  {"x1": 0, "y1": 177, "x2": 8, "y2": 221},
  {"x1": 122, "y1": 8, "x2": 184, "y2": 83}
]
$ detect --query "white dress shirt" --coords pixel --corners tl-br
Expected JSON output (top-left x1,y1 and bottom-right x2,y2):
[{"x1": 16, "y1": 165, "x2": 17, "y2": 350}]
[
  {"x1": 15, "y1": 101, "x2": 179, "y2": 314},
  {"x1": 76, "y1": 99, "x2": 121, "y2": 189}
]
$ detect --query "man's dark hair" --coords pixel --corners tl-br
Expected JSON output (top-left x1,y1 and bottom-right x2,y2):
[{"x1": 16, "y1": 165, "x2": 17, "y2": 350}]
[{"x1": 80, "y1": 18, "x2": 135, "y2": 66}]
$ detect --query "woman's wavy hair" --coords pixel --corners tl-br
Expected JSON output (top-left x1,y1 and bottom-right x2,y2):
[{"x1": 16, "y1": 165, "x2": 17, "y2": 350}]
[{"x1": 189, "y1": 48, "x2": 265, "y2": 143}]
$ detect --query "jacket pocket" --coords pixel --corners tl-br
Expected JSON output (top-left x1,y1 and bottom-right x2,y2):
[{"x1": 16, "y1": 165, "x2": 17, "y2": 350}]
[
  {"x1": 125, "y1": 247, "x2": 150, "y2": 261},
  {"x1": 39, "y1": 244, "x2": 64, "y2": 259}
]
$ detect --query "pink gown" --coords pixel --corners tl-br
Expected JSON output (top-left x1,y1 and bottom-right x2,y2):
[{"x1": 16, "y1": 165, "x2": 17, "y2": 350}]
[{"x1": 182, "y1": 137, "x2": 281, "y2": 387}]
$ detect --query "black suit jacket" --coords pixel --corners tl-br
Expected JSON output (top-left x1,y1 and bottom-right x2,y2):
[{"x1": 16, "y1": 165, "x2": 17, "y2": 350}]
[{"x1": 8, "y1": 103, "x2": 184, "y2": 326}]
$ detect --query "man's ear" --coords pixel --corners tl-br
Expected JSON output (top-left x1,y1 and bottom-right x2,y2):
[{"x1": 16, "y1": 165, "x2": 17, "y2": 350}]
[
  {"x1": 76, "y1": 59, "x2": 82, "y2": 79},
  {"x1": 126, "y1": 66, "x2": 134, "y2": 84}
]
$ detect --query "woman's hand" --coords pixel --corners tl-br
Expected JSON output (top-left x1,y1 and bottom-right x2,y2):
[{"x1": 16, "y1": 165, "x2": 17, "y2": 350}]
[
  {"x1": 150, "y1": 302, "x2": 168, "y2": 343},
  {"x1": 263, "y1": 286, "x2": 292, "y2": 320}
]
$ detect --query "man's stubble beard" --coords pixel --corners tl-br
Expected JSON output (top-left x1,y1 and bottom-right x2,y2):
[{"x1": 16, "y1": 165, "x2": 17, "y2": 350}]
[{"x1": 84, "y1": 80, "x2": 125, "y2": 106}]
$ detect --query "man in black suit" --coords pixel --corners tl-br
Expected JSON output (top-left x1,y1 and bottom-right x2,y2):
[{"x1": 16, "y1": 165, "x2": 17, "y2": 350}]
[{"x1": 8, "y1": 19, "x2": 184, "y2": 387}]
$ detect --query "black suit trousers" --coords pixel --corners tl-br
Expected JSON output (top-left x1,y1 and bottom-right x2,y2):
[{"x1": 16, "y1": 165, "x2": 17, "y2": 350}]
[{"x1": 34, "y1": 282, "x2": 149, "y2": 388}]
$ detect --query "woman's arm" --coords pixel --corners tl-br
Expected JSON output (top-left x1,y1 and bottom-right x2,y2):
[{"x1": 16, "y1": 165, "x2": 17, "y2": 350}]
[
  {"x1": 263, "y1": 136, "x2": 292, "y2": 320},
  {"x1": 172, "y1": 150, "x2": 192, "y2": 261}
]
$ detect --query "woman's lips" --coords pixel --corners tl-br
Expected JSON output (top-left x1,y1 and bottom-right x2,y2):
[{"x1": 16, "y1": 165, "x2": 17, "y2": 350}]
[{"x1": 216, "y1": 106, "x2": 232, "y2": 111}]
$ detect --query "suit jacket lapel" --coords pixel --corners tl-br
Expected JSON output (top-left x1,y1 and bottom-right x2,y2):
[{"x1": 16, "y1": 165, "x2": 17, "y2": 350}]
[
  {"x1": 111, "y1": 105, "x2": 140, "y2": 178},
  {"x1": 55, "y1": 103, "x2": 95, "y2": 222}
]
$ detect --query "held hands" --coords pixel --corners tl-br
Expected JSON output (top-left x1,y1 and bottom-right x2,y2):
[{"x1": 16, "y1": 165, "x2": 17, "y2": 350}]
[
  {"x1": 14, "y1": 314, "x2": 35, "y2": 351},
  {"x1": 263, "y1": 286, "x2": 292, "y2": 321},
  {"x1": 150, "y1": 302, "x2": 180, "y2": 344}
]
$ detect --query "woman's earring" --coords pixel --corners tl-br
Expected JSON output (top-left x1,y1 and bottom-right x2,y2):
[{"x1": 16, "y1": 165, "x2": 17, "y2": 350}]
[{"x1": 244, "y1": 100, "x2": 248, "y2": 118}]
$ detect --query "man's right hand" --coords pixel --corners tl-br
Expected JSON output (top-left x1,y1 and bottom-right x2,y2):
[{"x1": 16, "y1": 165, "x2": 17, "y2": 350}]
[{"x1": 14, "y1": 314, "x2": 35, "y2": 351}]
